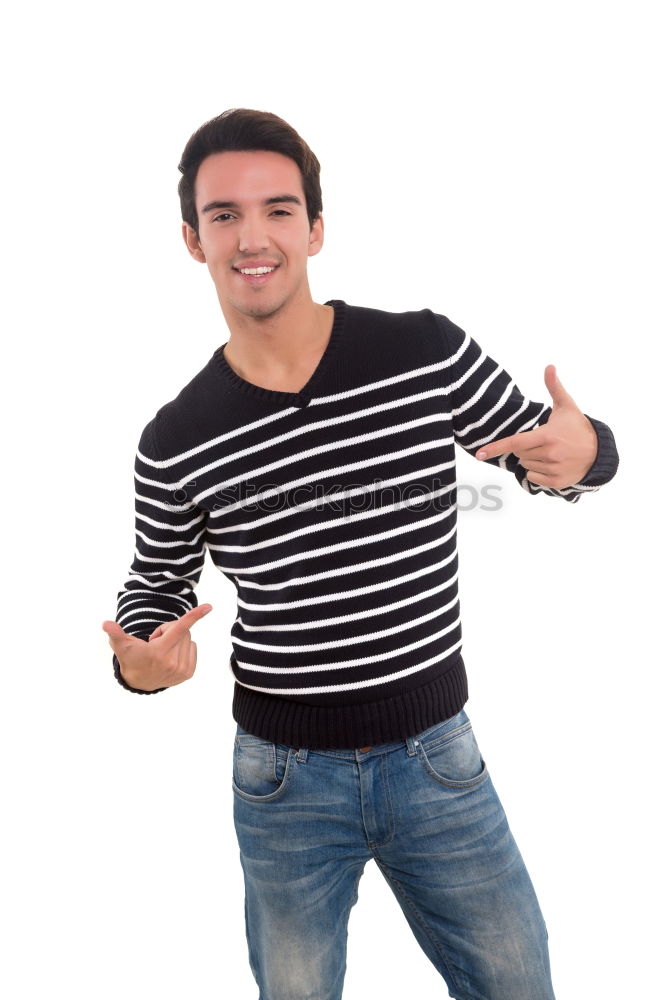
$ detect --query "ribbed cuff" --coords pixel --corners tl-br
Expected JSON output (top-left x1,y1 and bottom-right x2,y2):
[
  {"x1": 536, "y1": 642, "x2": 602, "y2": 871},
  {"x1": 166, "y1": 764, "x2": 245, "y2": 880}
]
[{"x1": 576, "y1": 414, "x2": 620, "y2": 487}]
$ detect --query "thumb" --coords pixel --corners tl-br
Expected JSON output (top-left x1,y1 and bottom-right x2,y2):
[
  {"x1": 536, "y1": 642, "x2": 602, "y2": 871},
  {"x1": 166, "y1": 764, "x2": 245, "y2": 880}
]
[
  {"x1": 544, "y1": 364, "x2": 574, "y2": 409},
  {"x1": 102, "y1": 620, "x2": 135, "y2": 655},
  {"x1": 102, "y1": 620, "x2": 124, "y2": 638}
]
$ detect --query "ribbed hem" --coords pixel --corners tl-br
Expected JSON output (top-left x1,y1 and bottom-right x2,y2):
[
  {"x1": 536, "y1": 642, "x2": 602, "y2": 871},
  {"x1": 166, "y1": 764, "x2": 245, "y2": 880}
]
[
  {"x1": 578, "y1": 415, "x2": 619, "y2": 486},
  {"x1": 231, "y1": 654, "x2": 469, "y2": 749}
]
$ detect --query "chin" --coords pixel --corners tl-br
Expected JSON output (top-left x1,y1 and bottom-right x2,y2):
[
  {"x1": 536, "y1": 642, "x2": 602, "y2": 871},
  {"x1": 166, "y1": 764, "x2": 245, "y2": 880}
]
[{"x1": 230, "y1": 292, "x2": 291, "y2": 320}]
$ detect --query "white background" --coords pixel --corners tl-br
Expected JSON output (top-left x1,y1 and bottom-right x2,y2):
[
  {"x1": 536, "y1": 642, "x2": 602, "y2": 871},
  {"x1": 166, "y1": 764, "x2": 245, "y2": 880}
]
[{"x1": 2, "y1": 1, "x2": 663, "y2": 997}]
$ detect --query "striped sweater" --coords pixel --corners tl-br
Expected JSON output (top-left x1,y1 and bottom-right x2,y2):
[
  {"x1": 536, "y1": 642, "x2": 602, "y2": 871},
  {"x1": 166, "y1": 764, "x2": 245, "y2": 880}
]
[{"x1": 112, "y1": 299, "x2": 619, "y2": 748}]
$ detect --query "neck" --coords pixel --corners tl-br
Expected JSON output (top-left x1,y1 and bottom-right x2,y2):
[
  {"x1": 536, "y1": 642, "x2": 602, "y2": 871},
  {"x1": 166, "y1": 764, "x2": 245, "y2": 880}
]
[{"x1": 219, "y1": 287, "x2": 334, "y2": 387}]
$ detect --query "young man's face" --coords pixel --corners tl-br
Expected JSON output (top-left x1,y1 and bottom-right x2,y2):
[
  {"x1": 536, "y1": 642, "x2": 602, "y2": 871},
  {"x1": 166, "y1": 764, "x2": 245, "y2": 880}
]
[{"x1": 182, "y1": 149, "x2": 324, "y2": 320}]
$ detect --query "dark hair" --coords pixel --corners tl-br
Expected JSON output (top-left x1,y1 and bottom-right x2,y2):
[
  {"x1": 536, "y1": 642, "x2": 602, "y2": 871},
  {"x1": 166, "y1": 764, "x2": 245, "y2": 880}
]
[{"x1": 178, "y1": 108, "x2": 323, "y2": 238}]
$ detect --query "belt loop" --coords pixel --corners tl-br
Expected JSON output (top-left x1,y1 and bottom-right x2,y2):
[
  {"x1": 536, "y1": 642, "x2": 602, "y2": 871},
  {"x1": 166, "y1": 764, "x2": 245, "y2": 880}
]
[
  {"x1": 295, "y1": 747, "x2": 309, "y2": 763},
  {"x1": 405, "y1": 734, "x2": 420, "y2": 757}
]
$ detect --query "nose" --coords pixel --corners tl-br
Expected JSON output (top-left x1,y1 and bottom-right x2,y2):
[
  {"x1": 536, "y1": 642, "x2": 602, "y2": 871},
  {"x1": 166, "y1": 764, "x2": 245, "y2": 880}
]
[{"x1": 238, "y1": 215, "x2": 270, "y2": 253}]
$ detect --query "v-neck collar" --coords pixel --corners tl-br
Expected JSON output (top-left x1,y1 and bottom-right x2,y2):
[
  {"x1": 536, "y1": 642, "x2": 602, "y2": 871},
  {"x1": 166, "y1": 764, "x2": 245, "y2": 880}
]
[{"x1": 212, "y1": 299, "x2": 347, "y2": 407}]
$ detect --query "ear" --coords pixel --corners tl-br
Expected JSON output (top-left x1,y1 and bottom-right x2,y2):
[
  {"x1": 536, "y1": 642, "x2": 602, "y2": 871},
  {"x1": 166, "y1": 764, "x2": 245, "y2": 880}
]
[
  {"x1": 307, "y1": 213, "x2": 325, "y2": 258},
  {"x1": 182, "y1": 222, "x2": 206, "y2": 263}
]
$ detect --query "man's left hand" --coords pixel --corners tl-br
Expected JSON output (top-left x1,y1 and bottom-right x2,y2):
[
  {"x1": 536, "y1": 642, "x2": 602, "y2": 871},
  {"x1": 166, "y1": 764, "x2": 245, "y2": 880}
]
[{"x1": 474, "y1": 365, "x2": 598, "y2": 489}]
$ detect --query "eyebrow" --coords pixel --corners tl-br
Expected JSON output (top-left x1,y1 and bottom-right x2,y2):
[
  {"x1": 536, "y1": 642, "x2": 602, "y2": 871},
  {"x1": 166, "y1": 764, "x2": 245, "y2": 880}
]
[{"x1": 201, "y1": 194, "x2": 303, "y2": 215}]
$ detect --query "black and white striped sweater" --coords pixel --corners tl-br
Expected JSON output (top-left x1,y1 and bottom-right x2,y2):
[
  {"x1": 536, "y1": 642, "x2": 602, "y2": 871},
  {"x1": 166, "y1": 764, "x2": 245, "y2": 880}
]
[{"x1": 112, "y1": 299, "x2": 619, "y2": 748}]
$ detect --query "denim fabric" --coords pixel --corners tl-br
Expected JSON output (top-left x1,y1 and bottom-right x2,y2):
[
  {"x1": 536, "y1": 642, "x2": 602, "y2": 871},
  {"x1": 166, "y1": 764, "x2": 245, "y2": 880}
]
[{"x1": 231, "y1": 708, "x2": 556, "y2": 1000}]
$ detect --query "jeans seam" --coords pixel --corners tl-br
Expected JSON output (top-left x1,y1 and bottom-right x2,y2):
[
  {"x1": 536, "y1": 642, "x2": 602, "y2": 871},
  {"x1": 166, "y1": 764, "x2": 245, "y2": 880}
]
[{"x1": 368, "y1": 754, "x2": 395, "y2": 848}]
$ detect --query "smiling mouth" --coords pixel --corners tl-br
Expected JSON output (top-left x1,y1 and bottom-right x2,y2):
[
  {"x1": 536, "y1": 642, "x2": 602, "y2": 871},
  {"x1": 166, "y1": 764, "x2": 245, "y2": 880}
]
[{"x1": 233, "y1": 265, "x2": 280, "y2": 285}]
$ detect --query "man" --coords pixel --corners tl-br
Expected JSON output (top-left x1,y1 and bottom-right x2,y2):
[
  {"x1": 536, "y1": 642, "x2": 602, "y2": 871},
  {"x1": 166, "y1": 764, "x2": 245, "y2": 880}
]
[{"x1": 103, "y1": 108, "x2": 618, "y2": 1000}]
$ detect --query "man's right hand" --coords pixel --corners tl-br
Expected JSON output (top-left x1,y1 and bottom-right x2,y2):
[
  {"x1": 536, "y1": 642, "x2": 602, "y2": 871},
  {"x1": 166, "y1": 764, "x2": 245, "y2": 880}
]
[{"x1": 102, "y1": 604, "x2": 213, "y2": 691}]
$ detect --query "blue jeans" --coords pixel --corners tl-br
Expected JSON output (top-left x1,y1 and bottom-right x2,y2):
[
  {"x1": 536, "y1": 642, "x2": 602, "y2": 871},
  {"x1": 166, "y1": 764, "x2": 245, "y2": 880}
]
[{"x1": 231, "y1": 708, "x2": 556, "y2": 1000}]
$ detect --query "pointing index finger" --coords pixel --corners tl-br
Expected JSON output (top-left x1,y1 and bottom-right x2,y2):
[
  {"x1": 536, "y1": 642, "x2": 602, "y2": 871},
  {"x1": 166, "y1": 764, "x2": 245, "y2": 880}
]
[
  {"x1": 475, "y1": 426, "x2": 545, "y2": 461},
  {"x1": 475, "y1": 434, "x2": 518, "y2": 461},
  {"x1": 162, "y1": 604, "x2": 213, "y2": 644}
]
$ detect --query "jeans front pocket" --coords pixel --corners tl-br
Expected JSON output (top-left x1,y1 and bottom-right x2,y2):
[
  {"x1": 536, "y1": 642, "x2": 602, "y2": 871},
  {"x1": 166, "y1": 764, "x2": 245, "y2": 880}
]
[
  {"x1": 232, "y1": 729, "x2": 293, "y2": 802},
  {"x1": 416, "y1": 714, "x2": 489, "y2": 789}
]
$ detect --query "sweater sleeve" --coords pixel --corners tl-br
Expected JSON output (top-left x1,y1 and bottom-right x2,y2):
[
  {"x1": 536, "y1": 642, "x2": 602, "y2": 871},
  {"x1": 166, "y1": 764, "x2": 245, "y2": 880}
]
[
  {"x1": 434, "y1": 312, "x2": 619, "y2": 502},
  {"x1": 112, "y1": 415, "x2": 209, "y2": 693}
]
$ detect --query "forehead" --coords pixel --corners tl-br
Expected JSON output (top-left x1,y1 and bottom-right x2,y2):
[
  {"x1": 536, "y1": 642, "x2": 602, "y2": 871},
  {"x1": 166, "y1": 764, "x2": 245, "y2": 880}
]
[{"x1": 194, "y1": 150, "x2": 304, "y2": 206}]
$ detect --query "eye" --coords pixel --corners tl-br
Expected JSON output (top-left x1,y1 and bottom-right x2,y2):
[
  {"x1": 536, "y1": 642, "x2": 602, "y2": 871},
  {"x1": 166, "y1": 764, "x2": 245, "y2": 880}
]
[
  {"x1": 212, "y1": 212, "x2": 234, "y2": 223},
  {"x1": 271, "y1": 210, "x2": 291, "y2": 216}
]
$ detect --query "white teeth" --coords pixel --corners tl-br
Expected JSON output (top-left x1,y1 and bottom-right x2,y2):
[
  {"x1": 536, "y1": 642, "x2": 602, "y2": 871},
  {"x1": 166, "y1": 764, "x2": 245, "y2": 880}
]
[{"x1": 239, "y1": 266, "x2": 276, "y2": 275}]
